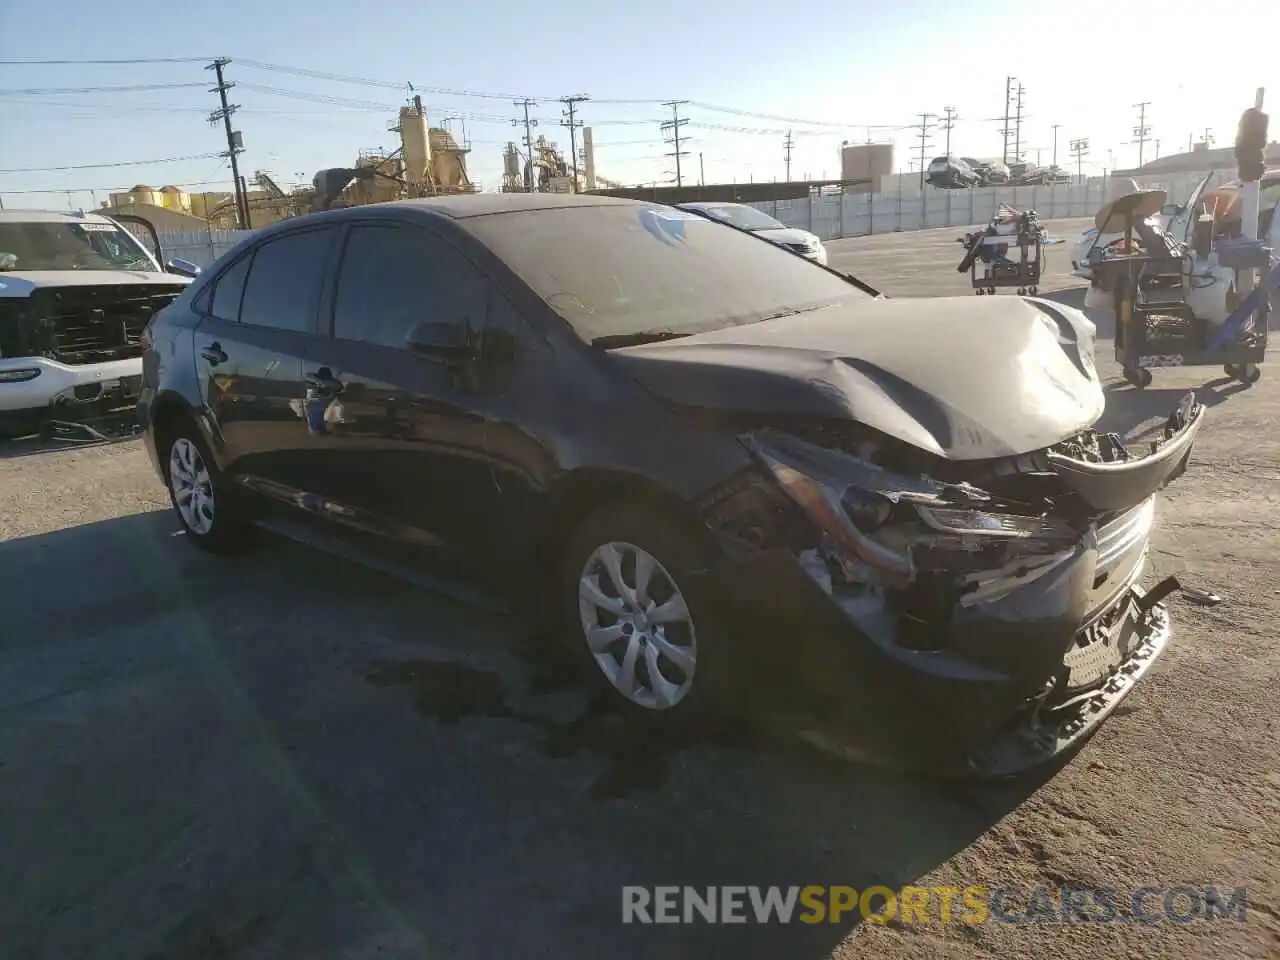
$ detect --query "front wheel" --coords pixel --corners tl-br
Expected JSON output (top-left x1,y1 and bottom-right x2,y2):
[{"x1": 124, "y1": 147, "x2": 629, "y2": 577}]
[
  {"x1": 560, "y1": 503, "x2": 721, "y2": 718},
  {"x1": 161, "y1": 421, "x2": 253, "y2": 554}
]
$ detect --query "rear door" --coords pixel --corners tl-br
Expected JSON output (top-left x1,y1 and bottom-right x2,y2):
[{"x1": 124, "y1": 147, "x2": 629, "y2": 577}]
[{"x1": 192, "y1": 225, "x2": 339, "y2": 498}]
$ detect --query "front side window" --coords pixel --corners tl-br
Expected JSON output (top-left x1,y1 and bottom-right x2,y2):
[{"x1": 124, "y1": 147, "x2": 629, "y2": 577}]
[
  {"x1": 0, "y1": 220, "x2": 156, "y2": 272},
  {"x1": 239, "y1": 228, "x2": 336, "y2": 333},
  {"x1": 331, "y1": 224, "x2": 487, "y2": 348}
]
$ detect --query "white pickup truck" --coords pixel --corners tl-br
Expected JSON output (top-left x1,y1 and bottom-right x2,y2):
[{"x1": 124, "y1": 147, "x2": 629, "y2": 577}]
[{"x1": 0, "y1": 209, "x2": 201, "y2": 439}]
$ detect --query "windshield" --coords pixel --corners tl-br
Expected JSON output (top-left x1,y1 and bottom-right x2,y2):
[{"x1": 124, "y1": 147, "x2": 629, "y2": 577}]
[
  {"x1": 0, "y1": 220, "x2": 157, "y2": 272},
  {"x1": 688, "y1": 203, "x2": 785, "y2": 232},
  {"x1": 468, "y1": 204, "x2": 871, "y2": 344}
]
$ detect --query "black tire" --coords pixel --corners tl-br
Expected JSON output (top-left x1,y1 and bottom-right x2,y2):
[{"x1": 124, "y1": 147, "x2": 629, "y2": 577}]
[
  {"x1": 558, "y1": 501, "x2": 726, "y2": 722},
  {"x1": 158, "y1": 417, "x2": 253, "y2": 554}
]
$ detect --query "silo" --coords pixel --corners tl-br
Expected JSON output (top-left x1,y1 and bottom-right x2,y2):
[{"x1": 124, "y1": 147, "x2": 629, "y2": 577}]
[{"x1": 398, "y1": 101, "x2": 432, "y2": 188}]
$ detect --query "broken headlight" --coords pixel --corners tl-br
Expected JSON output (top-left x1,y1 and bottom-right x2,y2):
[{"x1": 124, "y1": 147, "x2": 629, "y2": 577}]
[{"x1": 746, "y1": 430, "x2": 1077, "y2": 591}]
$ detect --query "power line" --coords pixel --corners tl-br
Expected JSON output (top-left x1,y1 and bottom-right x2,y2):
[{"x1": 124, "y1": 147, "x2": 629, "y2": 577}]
[
  {"x1": 0, "y1": 178, "x2": 236, "y2": 196},
  {"x1": 660, "y1": 100, "x2": 690, "y2": 187},
  {"x1": 0, "y1": 152, "x2": 222, "y2": 174},
  {"x1": 560, "y1": 95, "x2": 588, "y2": 190},
  {"x1": 915, "y1": 113, "x2": 935, "y2": 191},
  {"x1": 1133, "y1": 101, "x2": 1152, "y2": 168},
  {"x1": 1069, "y1": 138, "x2": 1090, "y2": 184},
  {"x1": 0, "y1": 82, "x2": 207, "y2": 95},
  {"x1": 940, "y1": 106, "x2": 957, "y2": 158},
  {"x1": 513, "y1": 98, "x2": 538, "y2": 191},
  {"x1": 0, "y1": 57, "x2": 213, "y2": 65},
  {"x1": 1013, "y1": 83, "x2": 1025, "y2": 161},
  {"x1": 207, "y1": 58, "x2": 249, "y2": 229}
]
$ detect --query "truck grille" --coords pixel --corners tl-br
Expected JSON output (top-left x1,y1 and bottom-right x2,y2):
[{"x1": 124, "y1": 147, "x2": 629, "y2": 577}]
[{"x1": 29, "y1": 284, "x2": 184, "y2": 365}]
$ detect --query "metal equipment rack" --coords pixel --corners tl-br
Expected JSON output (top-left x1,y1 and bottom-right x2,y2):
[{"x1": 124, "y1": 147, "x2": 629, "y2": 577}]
[
  {"x1": 957, "y1": 208, "x2": 1046, "y2": 295},
  {"x1": 1093, "y1": 211, "x2": 1271, "y2": 389}
]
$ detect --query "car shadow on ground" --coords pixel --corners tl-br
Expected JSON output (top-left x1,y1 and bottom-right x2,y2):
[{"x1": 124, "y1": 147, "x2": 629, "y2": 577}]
[{"x1": 0, "y1": 510, "x2": 1056, "y2": 960}]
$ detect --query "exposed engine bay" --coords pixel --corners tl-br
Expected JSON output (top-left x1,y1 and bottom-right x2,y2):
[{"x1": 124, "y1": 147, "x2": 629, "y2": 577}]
[
  {"x1": 698, "y1": 392, "x2": 1202, "y2": 773},
  {"x1": 0, "y1": 284, "x2": 181, "y2": 365}
]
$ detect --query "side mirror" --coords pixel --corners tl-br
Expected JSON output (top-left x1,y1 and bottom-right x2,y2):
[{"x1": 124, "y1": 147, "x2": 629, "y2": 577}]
[
  {"x1": 165, "y1": 258, "x2": 201, "y2": 278},
  {"x1": 405, "y1": 320, "x2": 474, "y2": 361}
]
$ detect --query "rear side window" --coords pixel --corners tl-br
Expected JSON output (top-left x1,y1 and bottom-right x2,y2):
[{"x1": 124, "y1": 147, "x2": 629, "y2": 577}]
[
  {"x1": 208, "y1": 254, "x2": 251, "y2": 321},
  {"x1": 239, "y1": 228, "x2": 336, "y2": 333},
  {"x1": 331, "y1": 224, "x2": 487, "y2": 348}
]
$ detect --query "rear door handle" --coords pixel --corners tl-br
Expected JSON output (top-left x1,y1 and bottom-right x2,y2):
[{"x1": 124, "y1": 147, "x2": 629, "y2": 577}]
[{"x1": 201, "y1": 342, "x2": 228, "y2": 365}]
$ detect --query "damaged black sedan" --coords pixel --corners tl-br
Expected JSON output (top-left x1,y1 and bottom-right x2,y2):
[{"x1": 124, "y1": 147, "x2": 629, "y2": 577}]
[{"x1": 137, "y1": 194, "x2": 1203, "y2": 777}]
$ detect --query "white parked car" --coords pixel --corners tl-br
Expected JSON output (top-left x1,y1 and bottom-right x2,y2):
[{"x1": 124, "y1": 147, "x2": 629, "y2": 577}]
[
  {"x1": 0, "y1": 209, "x2": 200, "y2": 438},
  {"x1": 674, "y1": 202, "x2": 828, "y2": 265}
]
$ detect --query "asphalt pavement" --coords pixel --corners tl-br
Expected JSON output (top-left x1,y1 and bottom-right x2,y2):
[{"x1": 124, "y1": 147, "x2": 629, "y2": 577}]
[{"x1": 1, "y1": 221, "x2": 1277, "y2": 960}]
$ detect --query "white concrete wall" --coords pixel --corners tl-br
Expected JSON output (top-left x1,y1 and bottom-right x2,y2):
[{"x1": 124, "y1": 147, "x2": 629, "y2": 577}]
[
  {"x1": 154, "y1": 170, "x2": 1226, "y2": 269},
  {"x1": 750, "y1": 173, "x2": 1220, "y2": 240},
  {"x1": 154, "y1": 228, "x2": 249, "y2": 268}
]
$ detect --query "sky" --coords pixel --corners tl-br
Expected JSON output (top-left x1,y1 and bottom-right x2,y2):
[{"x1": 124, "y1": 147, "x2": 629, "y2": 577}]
[{"x1": 1, "y1": 0, "x2": 1275, "y2": 210}]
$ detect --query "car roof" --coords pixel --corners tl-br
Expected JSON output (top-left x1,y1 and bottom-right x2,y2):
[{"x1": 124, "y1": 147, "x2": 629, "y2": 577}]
[
  {"x1": 376, "y1": 192, "x2": 642, "y2": 219},
  {"x1": 0, "y1": 208, "x2": 120, "y2": 224}
]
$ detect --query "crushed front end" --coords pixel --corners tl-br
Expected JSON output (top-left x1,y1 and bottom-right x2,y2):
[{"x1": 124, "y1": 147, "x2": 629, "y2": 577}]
[
  {"x1": 700, "y1": 394, "x2": 1203, "y2": 777},
  {"x1": 0, "y1": 284, "x2": 183, "y2": 439}
]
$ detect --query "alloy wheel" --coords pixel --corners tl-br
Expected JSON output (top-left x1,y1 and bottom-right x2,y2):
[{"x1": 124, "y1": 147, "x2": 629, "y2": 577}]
[
  {"x1": 577, "y1": 541, "x2": 697, "y2": 710},
  {"x1": 168, "y1": 437, "x2": 215, "y2": 536}
]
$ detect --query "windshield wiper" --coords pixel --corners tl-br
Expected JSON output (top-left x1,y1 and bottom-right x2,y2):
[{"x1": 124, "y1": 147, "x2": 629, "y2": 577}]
[{"x1": 591, "y1": 330, "x2": 692, "y2": 349}]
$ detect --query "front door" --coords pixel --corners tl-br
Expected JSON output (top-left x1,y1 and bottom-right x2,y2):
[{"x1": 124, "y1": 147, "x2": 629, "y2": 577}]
[
  {"x1": 192, "y1": 225, "x2": 338, "y2": 503},
  {"x1": 301, "y1": 221, "x2": 503, "y2": 569}
]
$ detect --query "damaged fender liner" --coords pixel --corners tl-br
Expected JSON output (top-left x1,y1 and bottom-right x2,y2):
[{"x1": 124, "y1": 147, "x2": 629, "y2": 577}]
[
  {"x1": 964, "y1": 580, "x2": 1175, "y2": 778},
  {"x1": 1046, "y1": 393, "x2": 1205, "y2": 512}
]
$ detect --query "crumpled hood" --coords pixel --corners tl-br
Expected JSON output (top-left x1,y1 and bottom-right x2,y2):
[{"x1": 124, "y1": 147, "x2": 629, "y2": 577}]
[
  {"x1": 0, "y1": 270, "x2": 191, "y2": 298},
  {"x1": 754, "y1": 227, "x2": 820, "y2": 247},
  {"x1": 609, "y1": 296, "x2": 1104, "y2": 460}
]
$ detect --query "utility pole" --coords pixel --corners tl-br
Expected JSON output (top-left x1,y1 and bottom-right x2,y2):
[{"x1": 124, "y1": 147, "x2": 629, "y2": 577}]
[
  {"x1": 1155, "y1": 139, "x2": 1161, "y2": 159},
  {"x1": 660, "y1": 100, "x2": 690, "y2": 187},
  {"x1": 559, "y1": 95, "x2": 588, "y2": 192},
  {"x1": 206, "y1": 58, "x2": 248, "y2": 229},
  {"x1": 783, "y1": 129, "x2": 794, "y2": 182},
  {"x1": 1202, "y1": 127, "x2": 1214, "y2": 146},
  {"x1": 699, "y1": 152, "x2": 705, "y2": 187},
  {"x1": 513, "y1": 99, "x2": 538, "y2": 191},
  {"x1": 1051, "y1": 123, "x2": 1062, "y2": 166},
  {"x1": 1012, "y1": 83, "x2": 1025, "y2": 162},
  {"x1": 1069, "y1": 138, "x2": 1089, "y2": 184},
  {"x1": 1001, "y1": 76, "x2": 1015, "y2": 164},
  {"x1": 1132, "y1": 101, "x2": 1152, "y2": 168},
  {"x1": 916, "y1": 113, "x2": 935, "y2": 191},
  {"x1": 941, "y1": 105, "x2": 958, "y2": 158}
]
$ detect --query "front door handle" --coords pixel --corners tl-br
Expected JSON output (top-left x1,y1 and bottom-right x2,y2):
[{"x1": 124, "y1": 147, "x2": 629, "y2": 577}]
[{"x1": 201, "y1": 342, "x2": 228, "y2": 365}]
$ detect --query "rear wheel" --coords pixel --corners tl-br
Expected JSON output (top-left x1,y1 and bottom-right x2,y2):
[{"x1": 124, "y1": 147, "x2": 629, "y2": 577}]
[
  {"x1": 160, "y1": 420, "x2": 253, "y2": 554},
  {"x1": 560, "y1": 503, "x2": 722, "y2": 719}
]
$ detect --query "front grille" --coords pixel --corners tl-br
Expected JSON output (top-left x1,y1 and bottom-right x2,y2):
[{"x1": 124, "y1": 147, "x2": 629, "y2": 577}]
[
  {"x1": 1087, "y1": 498, "x2": 1154, "y2": 618},
  {"x1": 29, "y1": 284, "x2": 183, "y2": 365},
  {"x1": 783, "y1": 242, "x2": 812, "y2": 254}
]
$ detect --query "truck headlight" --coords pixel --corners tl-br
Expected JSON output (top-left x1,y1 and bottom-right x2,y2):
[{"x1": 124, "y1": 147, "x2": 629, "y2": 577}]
[{"x1": 0, "y1": 368, "x2": 41, "y2": 383}]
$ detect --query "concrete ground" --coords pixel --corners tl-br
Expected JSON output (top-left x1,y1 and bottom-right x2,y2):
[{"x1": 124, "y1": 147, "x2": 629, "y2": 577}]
[{"x1": 1, "y1": 221, "x2": 1277, "y2": 960}]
